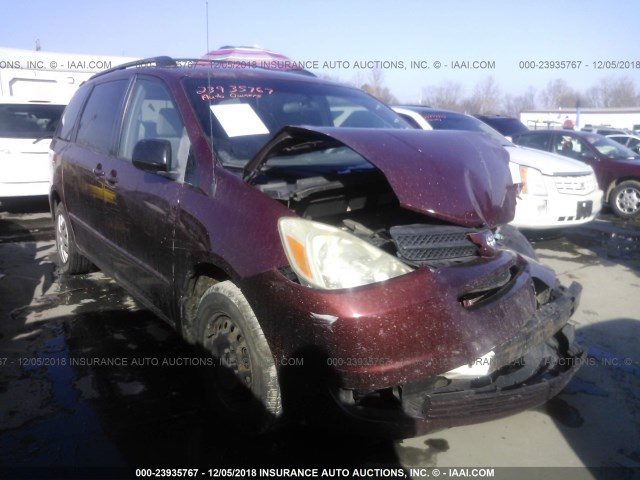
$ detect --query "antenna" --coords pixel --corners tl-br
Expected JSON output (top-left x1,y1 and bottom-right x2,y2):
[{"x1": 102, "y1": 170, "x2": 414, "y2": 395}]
[
  {"x1": 206, "y1": 1, "x2": 209, "y2": 54},
  {"x1": 205, "y1": 0, "x2": 216, "y2": 179}
]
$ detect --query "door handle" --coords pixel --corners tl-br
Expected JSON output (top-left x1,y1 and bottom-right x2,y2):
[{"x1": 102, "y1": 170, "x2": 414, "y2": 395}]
[
  {"x1": 106, "y1": 170, "x2": 118, "y2": 185},
  {"x1": 93, "y1": 163, "x2": 105, "y2": 177}
]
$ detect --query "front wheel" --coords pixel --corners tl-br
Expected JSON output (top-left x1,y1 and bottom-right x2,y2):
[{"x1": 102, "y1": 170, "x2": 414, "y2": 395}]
[
  {"x1": 610, "y1": 181, "x2": 640, "y2": 218},
  {"x1": 195, "y1": 281, "x2": 281, "y2": 434},
  {"x1": 55, "y1": 203, "x2": 92, "y2": 274}
]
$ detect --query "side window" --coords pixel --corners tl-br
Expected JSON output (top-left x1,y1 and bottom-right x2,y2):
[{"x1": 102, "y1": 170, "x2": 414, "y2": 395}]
[
  {"x1": 515, "y1": 133, "x2": 550, "y2": 151},
  {"x1": 554, "y1": 135, "x2": 594, "y2": 160},
  {"x1": 119, "y1": 77, "x2": 192, "y2": 183},
  {"x1": 76, "y1": 79, "x2": 128, "y2": 154},
  {"x1": 57, "y1": 83, "x2": 91, "y2": 141}
]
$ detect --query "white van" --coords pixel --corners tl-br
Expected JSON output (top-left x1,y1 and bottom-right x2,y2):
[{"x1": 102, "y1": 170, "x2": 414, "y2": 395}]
[
  {"x1": 0, "y1": 97, "x2": 65, "y2": 199},
  {"x1": 0, "y1": 47, "x2": 136, "y2": 205}
]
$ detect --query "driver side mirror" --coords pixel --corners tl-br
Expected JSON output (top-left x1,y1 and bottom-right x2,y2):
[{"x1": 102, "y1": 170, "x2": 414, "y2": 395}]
[
  {"x1": 132, "y1": 139, "x2": 171, "y2": 172},
  {"x1": 580, "y1": 150, "x2": 598, "y2": 161}
]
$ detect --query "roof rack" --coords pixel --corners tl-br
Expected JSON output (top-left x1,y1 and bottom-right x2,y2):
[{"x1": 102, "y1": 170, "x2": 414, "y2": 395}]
[
  {"x1": 90, "y1": 55, "x2": 316, "y2": 80},
  {"x1": 90, "y1": 56, "x2": 177, "y2": 79}
]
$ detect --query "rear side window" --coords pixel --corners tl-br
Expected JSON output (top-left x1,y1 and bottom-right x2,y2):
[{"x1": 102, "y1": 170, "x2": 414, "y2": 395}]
[
  {"x1": 513, "y1": 133, "x2": 550, "y2": 151},
  {"x1": 0, "y1": 103, "x2": 64, "y2": 139},
  {"x1": 76, "y1": 79, "x2": 129, "y2": 154},
  {"x1": 57, "y1": 83, "x2": 91, "y2": 141}
]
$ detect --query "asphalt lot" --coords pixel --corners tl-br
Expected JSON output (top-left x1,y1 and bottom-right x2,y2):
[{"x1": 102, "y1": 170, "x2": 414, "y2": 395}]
[{"x1": 0, "y1": 198, "x2": 639, "y2": 480}]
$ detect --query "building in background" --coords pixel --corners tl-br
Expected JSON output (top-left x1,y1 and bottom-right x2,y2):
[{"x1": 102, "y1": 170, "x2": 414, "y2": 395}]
[{"x1": 520, "y1": 107, "x2": 640, "y2": 133}]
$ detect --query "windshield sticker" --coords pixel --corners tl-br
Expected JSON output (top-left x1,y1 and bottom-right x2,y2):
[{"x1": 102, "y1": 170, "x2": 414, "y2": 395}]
[
  {"x1": 210, "y1": 104, "x2": 270, "y2": 137},
  {"x1": 196, "y1": 85, "x2": 274, "y2": 101}
]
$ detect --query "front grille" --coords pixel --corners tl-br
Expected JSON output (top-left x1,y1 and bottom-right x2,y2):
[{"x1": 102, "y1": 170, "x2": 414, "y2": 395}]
[
  {"x1": 554, "y1": 174, "x2": 596, "y2": 195},
  {"x1": 390, "y1": 224, "x2": 479, "y2": 266}
]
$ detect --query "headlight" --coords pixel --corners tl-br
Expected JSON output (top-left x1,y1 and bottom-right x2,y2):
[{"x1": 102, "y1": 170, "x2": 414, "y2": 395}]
[
  {"x1": 519, "y1": 165, "x2": 547, "y2": 196},
  {"x1": 278, "y1": 217, "x2": 413, "y2": 290},
  {"x1": 508, "y1": 161, "x2": 521, "y2": 183}
]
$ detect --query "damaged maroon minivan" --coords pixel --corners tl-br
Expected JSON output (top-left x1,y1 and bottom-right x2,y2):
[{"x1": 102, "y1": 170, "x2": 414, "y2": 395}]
[{"x1": 49, "y1": 57, "x2": 585, "y2": 437}]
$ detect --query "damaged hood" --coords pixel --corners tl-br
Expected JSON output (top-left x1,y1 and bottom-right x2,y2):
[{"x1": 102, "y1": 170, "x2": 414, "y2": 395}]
[{"x1": 245, "y1": 126, "x2": 516, "y2": 228}]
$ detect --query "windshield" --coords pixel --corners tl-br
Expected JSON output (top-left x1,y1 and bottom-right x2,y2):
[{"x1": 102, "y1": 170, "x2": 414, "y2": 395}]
[
  {"x1": 479, "y1": 117, "x2": 529, "y2": 137},
  {"x1": 264, "y1": 141, "x2": 372, "y2": 174},
  {"x1": 420, "y1": 111, "x2": 512, "y2": 147},
  {"x1": 183, "y1": 76, "x2": 407, "y2": 167},
  {"x1": 586, "y1": 133, "x2": 640, "y2": 160},
  {"x1": 0, "y1": 103, "x2": 65, "y2": 139}
]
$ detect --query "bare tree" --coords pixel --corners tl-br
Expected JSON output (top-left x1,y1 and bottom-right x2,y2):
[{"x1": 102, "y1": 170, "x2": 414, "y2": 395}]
[
  {"x1": 359, "y1": 68, "x2": 398, "y2": 104},
  {"x1": 421, "y1": 81, "x2": 465, "y2": 110},
  {"x1": 584, "y1": 76, "x2": 638, "y2": 108},
  {"x1": 414, "y1": 76, "x2": 639, "y2": 113},
  {"x1": 538, "y1": 79, "x2": 579, "y2": 109},
  {"x1": 461, "y1": 76, "x2": 503, "y2": 114},
  {"x1": 503, "y1": 87, "x2": 538, "y2": 117},
  {"x1": 316, "y1": 73, "x2": 352, "y2": 87}
]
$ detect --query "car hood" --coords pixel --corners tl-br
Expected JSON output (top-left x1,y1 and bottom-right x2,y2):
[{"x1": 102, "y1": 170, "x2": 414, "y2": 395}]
[
  {"x1": 506, "y1": 145, "x2": 593, "y2": 176},
  {"x1": 245, "y1": 126, "x2": 516, "y2": 228}
]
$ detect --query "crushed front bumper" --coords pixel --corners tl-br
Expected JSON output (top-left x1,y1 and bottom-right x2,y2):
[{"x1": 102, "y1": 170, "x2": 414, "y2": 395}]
[{"x1": 330, "y1": 282, "x2": 586, "y2": 438}]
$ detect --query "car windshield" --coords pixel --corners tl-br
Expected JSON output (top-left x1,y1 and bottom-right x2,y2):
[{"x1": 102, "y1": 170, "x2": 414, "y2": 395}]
[
  {"x1": 264, "y1": 143, "x2": 373, "y2": 175},
  {"x1": 183, "y1": 76, "x2": 407, "y2": 167},
  {"x1": 480, "y1": 117, "x2": 529, "y2": 137},
  {"x1": 0, "y1": 103, "x2": 65, "y2": 139},
  {"x1": 585, "y1": 133, "x2": 640, "y2": 160},
  {"x1": 421, "y1": 111, "x2": 512, "y2": 147}
]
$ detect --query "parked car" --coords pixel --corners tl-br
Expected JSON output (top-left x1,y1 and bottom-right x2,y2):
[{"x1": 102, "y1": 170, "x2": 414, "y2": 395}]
[
  {"x1": 473, "y1": 114, "x2": 529, "y2": 139},
  {"x1": 393, "y1": 106, "x2": 603, "y2": 229},
  {"x1": 581, "y1": 125, "x2": 628, "y2": 136},
  {"x1": 607, "y1": 133, "x2": 640, "y2": 154},
  {"x1": 0, "y1": 98, "x2": 65, "y2": 206},
  {"x1": 511, "y1": 129, "x2": 640, "y2": 218},
  {"x1": 50, "y1": 57, "x2": 585, "y2": 437}
]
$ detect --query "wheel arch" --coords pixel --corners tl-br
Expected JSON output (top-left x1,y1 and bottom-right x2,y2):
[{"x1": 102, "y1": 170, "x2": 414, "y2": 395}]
[
  {"x1": 49, "y1": 188, "x2": 61, "y2": 223},
  {"x1": 180, "y1": 262, "x2": 232, "y2": 344},
  {"x1": 606, "y1": 176, "x2": 640, "y2": 203}
]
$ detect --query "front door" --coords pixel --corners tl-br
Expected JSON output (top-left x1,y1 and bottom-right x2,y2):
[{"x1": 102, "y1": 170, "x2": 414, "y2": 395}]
[{"x1": 100, "y1": 76, "x2": 192, "y2": 320}]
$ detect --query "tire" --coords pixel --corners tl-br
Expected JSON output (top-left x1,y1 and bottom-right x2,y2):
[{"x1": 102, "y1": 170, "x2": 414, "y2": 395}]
[
  {"x1": 496, "y1": 224, "x2": 538, "y2": 260},
  {"x1": 54, "y1": 203, "x2": 93, "y2": 274},
  {"x1": 610, "y1": 180, "x2": 640, "y2": 218},
  {"x1": 195, "y1": 281, "x2": 281, "y2": 434}
]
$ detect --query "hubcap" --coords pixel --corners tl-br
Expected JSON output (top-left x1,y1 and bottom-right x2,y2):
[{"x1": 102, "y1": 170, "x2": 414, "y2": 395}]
[
  {"x1": 56, "y1": 213, "x2": 69, "y2": 264},
  {"x1": 203, "y1": 313, "x2": 253, "y2": 406},
  {"x1": 616, "y1": 187, "x2": 640, "y2": 214}
]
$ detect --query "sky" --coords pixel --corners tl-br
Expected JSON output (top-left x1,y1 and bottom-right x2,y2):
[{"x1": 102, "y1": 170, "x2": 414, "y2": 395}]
[{"x1": 2, "y1": 0, "x2": 639, "y2": 103}]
